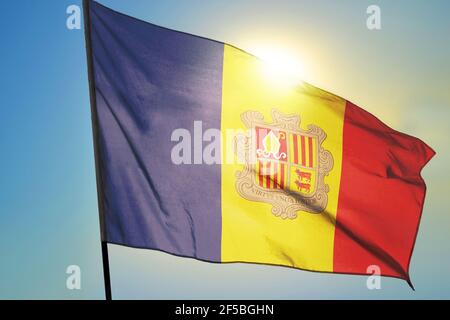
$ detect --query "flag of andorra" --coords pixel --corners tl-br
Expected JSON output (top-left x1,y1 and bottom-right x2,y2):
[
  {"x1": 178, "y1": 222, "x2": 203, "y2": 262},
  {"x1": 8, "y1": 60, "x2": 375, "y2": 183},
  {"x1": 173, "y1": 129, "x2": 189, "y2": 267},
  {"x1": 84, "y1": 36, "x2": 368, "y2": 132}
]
[{"x1": 85, "y1": 0, "x2": 435, "y2": 285}]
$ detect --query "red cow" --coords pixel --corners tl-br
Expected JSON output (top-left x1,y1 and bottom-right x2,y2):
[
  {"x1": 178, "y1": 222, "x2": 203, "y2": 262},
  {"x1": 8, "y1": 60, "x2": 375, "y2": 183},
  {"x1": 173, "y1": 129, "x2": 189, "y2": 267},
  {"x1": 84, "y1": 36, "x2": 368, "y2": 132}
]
[
  {"x1": 294, "y1": 180, "x2": 311, "y2": 193},
  {"x1": 295, "y1": 169, "x2": 311, "y2": 182}
]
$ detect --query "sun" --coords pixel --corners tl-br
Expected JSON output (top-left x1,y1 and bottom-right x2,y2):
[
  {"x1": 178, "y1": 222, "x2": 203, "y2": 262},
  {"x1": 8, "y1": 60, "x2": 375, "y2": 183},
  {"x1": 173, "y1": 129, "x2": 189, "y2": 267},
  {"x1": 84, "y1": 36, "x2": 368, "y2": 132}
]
[{"x1": 252, "y1": 46, "x2": 306, "y2": 88}]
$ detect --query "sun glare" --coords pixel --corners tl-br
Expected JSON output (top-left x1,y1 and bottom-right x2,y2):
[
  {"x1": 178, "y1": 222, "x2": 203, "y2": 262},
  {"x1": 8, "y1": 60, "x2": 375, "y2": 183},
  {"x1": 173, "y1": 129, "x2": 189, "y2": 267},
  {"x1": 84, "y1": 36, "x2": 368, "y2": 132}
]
[{"x1": 252, "y1": 46, "x2": 306, "y2": 88}]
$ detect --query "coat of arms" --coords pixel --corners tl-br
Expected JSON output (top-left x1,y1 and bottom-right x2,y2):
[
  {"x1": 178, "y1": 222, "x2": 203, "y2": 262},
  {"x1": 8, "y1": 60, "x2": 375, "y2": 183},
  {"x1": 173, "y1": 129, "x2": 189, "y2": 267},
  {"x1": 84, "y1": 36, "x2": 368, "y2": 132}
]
[{"x1": 235, "y1": 109, "x2": 334, "y2": 219}]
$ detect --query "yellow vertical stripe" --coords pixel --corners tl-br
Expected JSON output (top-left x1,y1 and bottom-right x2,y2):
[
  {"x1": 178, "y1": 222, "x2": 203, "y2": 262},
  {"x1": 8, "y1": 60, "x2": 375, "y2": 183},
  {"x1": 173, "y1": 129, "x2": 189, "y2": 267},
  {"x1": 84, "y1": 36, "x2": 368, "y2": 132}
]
[
  {"x1": 264, "y1": 160, "x2": 269, "y2": 189},
  {"x1": 221, "y1": 45, "x2": 346, "y2": 272},
  {"x1": 312, "y1": 137, "x2": 317, "y2": 168},
  {"x1": 269, "y1": 161, "x2": 273, "y2": 189}
]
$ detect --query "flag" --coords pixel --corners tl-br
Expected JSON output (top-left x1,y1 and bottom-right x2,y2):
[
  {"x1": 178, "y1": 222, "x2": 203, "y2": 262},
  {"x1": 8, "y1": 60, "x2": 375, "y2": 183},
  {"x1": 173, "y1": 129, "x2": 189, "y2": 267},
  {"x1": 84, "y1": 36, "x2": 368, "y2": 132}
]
[{"x1": 86, "y1": 1, "x2": 435, "y2": 284}]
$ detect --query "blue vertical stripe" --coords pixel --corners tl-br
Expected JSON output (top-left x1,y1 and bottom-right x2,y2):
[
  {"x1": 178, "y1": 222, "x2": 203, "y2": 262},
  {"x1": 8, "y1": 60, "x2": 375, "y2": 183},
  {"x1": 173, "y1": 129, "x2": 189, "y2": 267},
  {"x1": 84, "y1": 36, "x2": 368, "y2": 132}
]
[{"x1": 90, "y1": 2, "x2": 223, "y2": 261}]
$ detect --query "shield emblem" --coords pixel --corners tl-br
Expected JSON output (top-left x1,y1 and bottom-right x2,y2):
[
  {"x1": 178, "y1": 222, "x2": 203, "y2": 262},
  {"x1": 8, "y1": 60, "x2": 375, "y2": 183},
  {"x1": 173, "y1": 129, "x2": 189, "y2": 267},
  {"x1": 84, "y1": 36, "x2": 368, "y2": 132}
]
[
  {"x1": 235, "y1": 109, "x2": 333, "y2": 219},
  {"x1": 254, "y1": 127, "x2": 318, "y2": 197}
]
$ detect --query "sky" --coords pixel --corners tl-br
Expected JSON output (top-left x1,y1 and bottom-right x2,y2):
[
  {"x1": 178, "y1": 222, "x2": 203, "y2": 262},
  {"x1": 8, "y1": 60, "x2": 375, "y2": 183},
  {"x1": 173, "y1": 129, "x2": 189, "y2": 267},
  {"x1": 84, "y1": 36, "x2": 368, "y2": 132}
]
[{"x1": 0, "y1": 0, "x2": 449, "y2": 299}]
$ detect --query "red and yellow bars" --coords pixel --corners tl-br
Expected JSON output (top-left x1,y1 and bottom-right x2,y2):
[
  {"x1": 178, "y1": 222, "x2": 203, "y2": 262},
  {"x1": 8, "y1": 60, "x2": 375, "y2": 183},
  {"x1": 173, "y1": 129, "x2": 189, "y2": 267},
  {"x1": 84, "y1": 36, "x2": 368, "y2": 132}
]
[
  {"x1": 290, "y1": 133, "x2": 315, "y2": 168},
  {"x1": 257, "y1": 160, "x2": 287, "y2": 189}
]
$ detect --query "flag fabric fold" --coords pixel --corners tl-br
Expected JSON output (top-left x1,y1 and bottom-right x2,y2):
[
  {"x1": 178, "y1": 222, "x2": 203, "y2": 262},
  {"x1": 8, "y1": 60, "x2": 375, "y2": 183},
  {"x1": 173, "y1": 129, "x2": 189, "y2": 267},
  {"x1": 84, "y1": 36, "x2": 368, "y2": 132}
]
[{"x1": 86, "y1": 0, "x2": 435, "y2": 283}]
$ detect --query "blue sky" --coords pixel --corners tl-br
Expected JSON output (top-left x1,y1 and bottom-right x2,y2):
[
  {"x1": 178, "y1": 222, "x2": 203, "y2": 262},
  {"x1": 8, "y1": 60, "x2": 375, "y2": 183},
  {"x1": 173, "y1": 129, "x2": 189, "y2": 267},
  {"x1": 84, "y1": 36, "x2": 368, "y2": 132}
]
[{"x1": 0, "y1": 0, "x2": 449, "y2": 299}]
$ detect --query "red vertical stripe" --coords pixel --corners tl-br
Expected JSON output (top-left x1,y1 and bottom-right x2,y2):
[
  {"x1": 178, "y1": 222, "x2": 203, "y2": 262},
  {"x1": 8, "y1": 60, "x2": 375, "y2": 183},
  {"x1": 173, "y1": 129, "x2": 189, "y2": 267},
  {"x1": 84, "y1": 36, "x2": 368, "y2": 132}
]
[
  {"x1": 273, "y1": 163, "x2": 278, "y2": 189},
  {"x1": 300, "y1": 135, "x2": 306, "y2": 166},
  {"x1": 333, "y1": 101, "x2": 435, "y2": 280},
  {"x1": 308, "y1": 137, "x2": 313, "y2": 168},
  {"x1": 280, "y1": 163, "x2": 285, "y2": 189},
  {"x1": 293, "y1": 134, "x2": 298, "y2": 164},
  {"x1": 258, "y1": 160, "x2": 264, "y2": 187},
  {"x1": 265, "y1": 161, "x2": 271, "y2": 188}
]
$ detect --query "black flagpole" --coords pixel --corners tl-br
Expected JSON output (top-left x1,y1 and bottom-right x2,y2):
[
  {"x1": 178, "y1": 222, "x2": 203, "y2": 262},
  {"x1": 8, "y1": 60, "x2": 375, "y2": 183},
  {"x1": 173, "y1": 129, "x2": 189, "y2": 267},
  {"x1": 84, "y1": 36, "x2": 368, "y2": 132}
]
[{"x1": 83, "y1": 0, "x2": 112, "y2": 301}]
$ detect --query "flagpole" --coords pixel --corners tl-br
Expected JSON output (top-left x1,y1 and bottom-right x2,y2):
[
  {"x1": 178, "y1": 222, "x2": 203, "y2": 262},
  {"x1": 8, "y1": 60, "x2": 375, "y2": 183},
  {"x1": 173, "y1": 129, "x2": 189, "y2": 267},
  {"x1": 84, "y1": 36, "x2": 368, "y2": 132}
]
[{"x1": 83, "y1": 0, "x2": 112, "y2": 301}]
